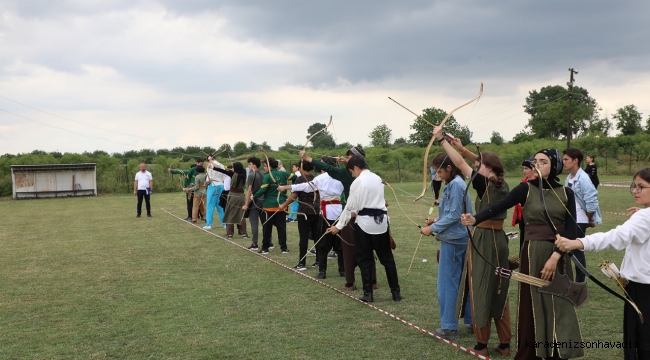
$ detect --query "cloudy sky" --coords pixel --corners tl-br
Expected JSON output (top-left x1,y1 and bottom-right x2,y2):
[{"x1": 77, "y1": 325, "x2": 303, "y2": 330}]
[{"x1": 2, "y1": 0, "x2": 650, "y2": 154}]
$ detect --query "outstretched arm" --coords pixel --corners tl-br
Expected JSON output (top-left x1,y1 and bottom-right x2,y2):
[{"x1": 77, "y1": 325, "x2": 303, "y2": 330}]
[{"x1": 433, "y1": 125, "x2": 473, "y2": 178}]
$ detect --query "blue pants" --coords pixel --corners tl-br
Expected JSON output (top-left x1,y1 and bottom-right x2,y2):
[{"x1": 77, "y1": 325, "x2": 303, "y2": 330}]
[
  {"x1": 288, "y1": 201, "x2": 300, "y2": 220},
  {"x1": 206, "y1": 184, "x2": 225, "y2": 227},
  {"x1": 438, "y1": 237, "x2": 472, "y2": 330}
]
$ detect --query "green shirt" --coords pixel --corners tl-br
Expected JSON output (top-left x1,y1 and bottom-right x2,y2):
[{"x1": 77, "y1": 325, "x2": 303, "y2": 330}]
[
  {"x1": 170, "y1": 167, "x2": 199, "y2": 187},
  {"x1": 186, "y1": 173, "x2": 207, "y2": 196},
  {"x1": 253, "y1": 169, "x2": 295, "y2": 208}
]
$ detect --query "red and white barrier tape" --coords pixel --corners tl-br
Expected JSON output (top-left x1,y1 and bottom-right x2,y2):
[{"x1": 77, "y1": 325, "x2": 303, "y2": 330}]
[
  {"x1": 599, "y1": 183, "x2": 629, "y2": 188},
  {"x1": 603, "y1": 211, "x2": 628, "y2": 216},
  {"x1": 162, "y1": 208, "x2": 490, "y2": 360}
]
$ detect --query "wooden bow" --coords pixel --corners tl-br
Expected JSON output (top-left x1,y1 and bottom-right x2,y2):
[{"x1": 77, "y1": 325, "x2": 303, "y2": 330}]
[{"x1": 415, "y1": 83, "x2": 483, "y2": 202}]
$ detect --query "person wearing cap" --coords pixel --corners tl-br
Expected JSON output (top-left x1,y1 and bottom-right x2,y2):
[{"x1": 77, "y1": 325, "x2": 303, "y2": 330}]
[
  {"x1": 299, "y1": 146, "x2": 378, "y2": 291},
  {"x1": 562, "y1": 147, "x2": 602, "y2": 283},
  {"x1": 461, "y1": 149, "x2": 583, "y2": 359}
]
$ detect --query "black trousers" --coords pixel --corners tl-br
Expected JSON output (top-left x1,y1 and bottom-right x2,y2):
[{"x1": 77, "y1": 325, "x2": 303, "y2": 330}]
[
  {"x1": 572, "y1": 223, "x2": 589, "y2": 282},
  {"x1": 317, "y1": 217, "x2": 344, "y2": 273},
  {"x1": 260, "y1": 210, "x2": 287, "y2": 250},
  {"x1": 431, "y1": 178, "x2": 442, "y2": 200},
  {"x1": 297, "y1": 214, "x2": 321, "y2": 265},
  {"x1": 136, "y1": 190, "x2": 151, "y2": 215},
  {"x1": 186, "y1": 193, "x2": 193, "y2": 218},
  {"x1": 354, "y1": 223, "x2": 399, "y2": 291},
  {"x1": 624, "y1": 281, "x2": 650, "y2": 360}
]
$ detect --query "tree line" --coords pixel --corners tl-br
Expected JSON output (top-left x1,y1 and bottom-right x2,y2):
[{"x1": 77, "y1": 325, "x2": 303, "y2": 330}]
[{"x1": 3, "y1": 82, "x2": 650, "y2": 196}]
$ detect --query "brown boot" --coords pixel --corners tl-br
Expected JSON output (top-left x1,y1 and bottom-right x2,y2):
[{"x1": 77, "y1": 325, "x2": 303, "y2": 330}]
[
  {"x1": 340, "y1": 284, "x2": 356, "y2": 291},
  {"x1": 493, "y1": 345, "x2": 511, "y2": 356}
]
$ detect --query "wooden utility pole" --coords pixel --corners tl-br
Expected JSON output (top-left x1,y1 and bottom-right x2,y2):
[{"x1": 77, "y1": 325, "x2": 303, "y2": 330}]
[{"x1": 567, "y1": 68, "x2": 578, "y2": 148}]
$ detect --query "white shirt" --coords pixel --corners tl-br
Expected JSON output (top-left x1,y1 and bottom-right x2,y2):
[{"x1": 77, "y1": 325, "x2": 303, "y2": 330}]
[
  {"x1": 568, "y1": 176, "x2": 588, "y2": 223},
  {"x1": 581, "y1": 208, "x2": 650, "y2": 283},
  {"x1": 207, "y1": 159, "x2": 226, "y2": 185},
  {"x1": 223, "y1": 175, "x2": 231, "y2": 191},
  {"x1": 335, "y1": 169, "x2": 388, "y2": 234},
  {"x1": 291, "y1": 172, "x2": 344, "y2": 220},
  {"x1": 134, "y1": 171, "x2": 152, "y2": 190}
]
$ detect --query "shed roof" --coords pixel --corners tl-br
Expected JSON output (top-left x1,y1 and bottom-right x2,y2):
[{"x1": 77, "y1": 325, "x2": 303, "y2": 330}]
[{"x1": 10, "y1": 163, "x2": 97, "y2": 172}]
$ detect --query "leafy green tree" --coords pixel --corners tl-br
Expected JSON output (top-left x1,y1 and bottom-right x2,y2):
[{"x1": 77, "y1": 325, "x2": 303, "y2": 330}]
[
  {"x1": 233, "y1": 141, "x2": 248, "y2": 156},
  {"x1": 369, "y1": 124, "x2": 392, "y2": 147},
  {"x1": 524, "y1": 85, "x2": 598, "y2": 139},
  {"x1": 584, "y1": 116, "x2": 612, "y2": 136},
  {"x1": 278, "y1": 142, "x2": 300, "y2": 152},
  {"x1": 306, "y1": 123, "x2": 336, "y2": 148},
  {"x1": 394, "y1": 137, "x2": 407, "y2": 145},
  {"x1": 511, "y1": 130, "x2": 535, "y2": 144},
  {"x1": 613, "y1": 105, "x2": 643, "y2": 136},
  {"x1": 408, "y1": 107, "x2": 472, "y2": 146},
  {"x1": 490, "y1": 131, "x2": 504, "y2": 145}
]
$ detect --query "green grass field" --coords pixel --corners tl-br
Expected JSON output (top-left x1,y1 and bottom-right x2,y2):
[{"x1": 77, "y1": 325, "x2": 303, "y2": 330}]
[{"x1": 0, "y1": 176, "x2": 636, "y2": 359}]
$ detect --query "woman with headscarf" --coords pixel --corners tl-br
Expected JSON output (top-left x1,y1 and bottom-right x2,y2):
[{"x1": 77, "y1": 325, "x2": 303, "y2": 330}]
[
  {"x1": 461, "y1": 149, "x2": 583, "y2": 359},
  {"x1": 214, "y1": 162, "x2": 248, "y2": 238}
]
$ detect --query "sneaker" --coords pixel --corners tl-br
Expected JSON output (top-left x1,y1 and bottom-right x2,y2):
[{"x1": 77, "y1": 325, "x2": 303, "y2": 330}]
[
  {"x1": 147, "y1": 214, "x2": 152, "y2": 218},
  {"x1": 308, "y1": 249, "x2": 316, "y2": 256},
  {"x1": 241, "y1": 234, "x2": 249, "y2": 238},
  {"x1": 286, "y1": 218, "x2": 294, "y2": 223},
  {"x1": 435, "y1": 328, "x2": 460, "y2": 340},
  {"x1": 328, "y1": 251, "x2": 338, "y2": 258},
  {"x1": 258, "y1": 249, "x2": 269, "y2": 255},
  {"x1": 227, "y1": 235, "x2": 233, "y2": 239},
  {"x1": 282, "y1": 249, "x2": 289, "y2": 254},
  {"x1": 312, "y1": 261, "x2": 319, "y2": 268},
  {"x1": 269, "y1": 244, "x2": 275, "y2": 250},
  {"x1": 248, "y1": 244, "x2": 259, "y2": 251},
  {"x1": 293, "y1": 264, "x2": 307, "y2": 271},
  {"x1": 465, "y1": 324, "x2": 473, "y2": 331},
  {"x1": 316, "y1": 272, "x2": 326, "y2": 279},
  {"x1": 203, "y1": 226, "x2": 212, "y2": 230}
]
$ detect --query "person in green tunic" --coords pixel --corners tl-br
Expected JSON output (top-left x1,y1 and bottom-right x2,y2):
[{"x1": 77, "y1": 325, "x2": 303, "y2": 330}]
[
  {"x1": 433, "y1": 126, "x2": 512, "y2": 357},
  {"x1": 169, "y1": 159, "x2": 204, "y2": 221},
  {"x1": 461, "y1": 148, "x2": 583, "y2": 359},
  {"x1": 184, "y1": 165, "x2": 207, "y2": 224}
]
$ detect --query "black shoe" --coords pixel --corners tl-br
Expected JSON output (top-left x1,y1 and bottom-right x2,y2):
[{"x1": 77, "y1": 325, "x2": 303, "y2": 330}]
[
  {"x1": 241, "y1": 234, "x2": 249, "y2": 238},
  {"x1": 248, "y1": 244, "x2": 259, "y2": 251},
  {"x1": 391, "y1": 289, "x2": 402, "y2": 302},
  {"x1": 312, "y1": 261, "x2": 319, "y2": 268},
  {"x1": 136, "y1": 214, "x2": 141, "y2": 218},
  {"x1": 316, "y1": 272, "x2": 326, "y2": 279},
  {"x1": 281, "y1": 249, "x2": 289, "y2": 254},
  {"x1": 339, "y1": 271, "x2": 345, "y2": 277},
  {"x1": 185, "y1": 217, "x2": 192, "y2": 221},
  {"x1": 359, "y1": 292, "x2": 374, "y2": 303},
  {"x1": 293, "y1": 264, "x2": 307, "y2": 271},
  {"x1": 309, "y1": 249, "x2": 317, "y2": 255},
  {"x1": 227, "y1": 235, "x2": 233, "y2": 239},
  {"x1": 147, "y1": 214, "x2": 152, "y2": 218},
  {"x1": 269, "y1": 244, "x2": 275, "y2": 250},
  {"x1": 258, "y1": 249, "x2": 269, "y2": 255}
]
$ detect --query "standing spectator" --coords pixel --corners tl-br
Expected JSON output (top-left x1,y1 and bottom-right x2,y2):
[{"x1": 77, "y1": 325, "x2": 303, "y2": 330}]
[
  {"x1": 134, "y1": 163, "x2": 153, "y2": 218},
  {"x1": 184, "y1": 165, "x2": 207, "y2": 224},
  {"x1": 585, "y1": 154, "x2": 600, "y2": 188},
  {"x1": 430, "y1": 165, "x2": 443, "y2": 206},
  {"x1": 563, "y1": 148, "x2": 602, "y2": 282}
]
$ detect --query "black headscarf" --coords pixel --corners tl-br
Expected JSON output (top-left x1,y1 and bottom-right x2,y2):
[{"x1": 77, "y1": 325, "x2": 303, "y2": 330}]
[
  {"x1": 522, "y1": 156, "x2": 534, "y2": 169},
  {"x1": 534, "y1": 148, "x2": 563, "y2": 186},
  {"x1": 233, "y1": 162, "x2": 246, "y2": 188}
]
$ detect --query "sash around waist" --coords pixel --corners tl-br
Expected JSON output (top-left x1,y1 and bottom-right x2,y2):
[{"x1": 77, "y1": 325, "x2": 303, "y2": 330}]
[{"x1": 475, "y1": 219, "x2": 504, "y2": 230}]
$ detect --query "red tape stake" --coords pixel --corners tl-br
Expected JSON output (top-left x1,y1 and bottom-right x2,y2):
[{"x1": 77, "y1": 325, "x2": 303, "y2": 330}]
[{"x1": 162, "y1": 208, "x2": 491, "y2": 360}]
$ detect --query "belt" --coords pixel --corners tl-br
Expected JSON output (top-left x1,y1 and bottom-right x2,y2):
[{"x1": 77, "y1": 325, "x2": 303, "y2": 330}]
[
  {"x1": 475, "y1": 219, "x2": 504, "y2": 230},
  {"x1": 320, "y1": 199, "x2": 341, "y2": 218}
]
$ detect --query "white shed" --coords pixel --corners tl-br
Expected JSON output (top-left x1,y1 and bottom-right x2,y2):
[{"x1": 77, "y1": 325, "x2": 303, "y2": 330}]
[{"x1": 11, "y1": 163, "x2": 97, "y2": 199}]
